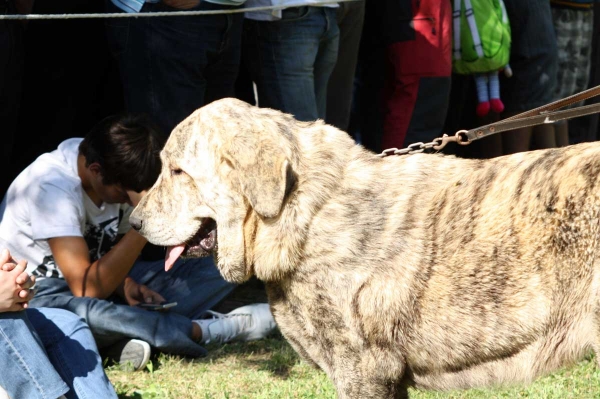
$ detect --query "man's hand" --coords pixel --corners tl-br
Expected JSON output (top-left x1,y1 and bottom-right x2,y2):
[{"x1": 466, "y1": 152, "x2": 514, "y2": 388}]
[
  {"x1": 121, "y1": 277, "x2": 166, "y2": 307},
  {"x1": 161, "y1": 0, "x2": 200, "y2": 10},
  {"x1": 126, "y1": 190, "x2": 148, "y2": 208},
  {"x1": 0, "y1": 249, "x2": 36, "y2": 312}
]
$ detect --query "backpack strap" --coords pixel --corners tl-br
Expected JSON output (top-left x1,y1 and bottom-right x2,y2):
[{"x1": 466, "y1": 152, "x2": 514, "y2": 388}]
[
  {"x1": 464, "y1": 0, "x2": 484, "y2": 58},
  {"x1": 452, "y1": 0, "x2": 463, "y2": 60}
]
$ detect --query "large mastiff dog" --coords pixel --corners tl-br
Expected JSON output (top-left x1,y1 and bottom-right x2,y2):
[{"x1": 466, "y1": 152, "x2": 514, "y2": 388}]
[{"x1": 131, "y1": 99, "x2": 600, "y2": 398}]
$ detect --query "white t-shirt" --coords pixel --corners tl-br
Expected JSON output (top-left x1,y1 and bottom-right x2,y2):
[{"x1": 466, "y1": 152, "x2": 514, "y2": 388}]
[
  {"x1": 245, "y1": 0, "x2": 338, "y2": 21},
  {"x1": 0, "y1": 138, "x2": 132, "y2": 279}
]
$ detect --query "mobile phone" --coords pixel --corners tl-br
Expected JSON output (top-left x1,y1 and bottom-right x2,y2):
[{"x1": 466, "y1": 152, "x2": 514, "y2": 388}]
[{"x1": 136, "y1": 302, "x2": 178, "y2": 311}]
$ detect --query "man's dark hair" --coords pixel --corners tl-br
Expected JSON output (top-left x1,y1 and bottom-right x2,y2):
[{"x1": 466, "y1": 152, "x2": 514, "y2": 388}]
[{"x1": 79, "y1": 114, "x2": 167, "y2": 192}]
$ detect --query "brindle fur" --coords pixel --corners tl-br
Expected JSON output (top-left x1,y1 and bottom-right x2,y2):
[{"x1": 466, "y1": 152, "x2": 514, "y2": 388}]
[{"x1": 132, "y1": 99, "x2": 600, "y2": 398}]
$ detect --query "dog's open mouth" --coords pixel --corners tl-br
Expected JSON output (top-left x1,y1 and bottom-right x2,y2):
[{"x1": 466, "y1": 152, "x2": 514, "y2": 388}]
[{"x1": 165, "y1": 218, "x2": 217, "y2": 271}]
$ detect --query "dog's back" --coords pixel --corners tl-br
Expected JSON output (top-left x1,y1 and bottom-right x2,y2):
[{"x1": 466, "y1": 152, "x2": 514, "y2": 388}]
[
  {"x1": 269, "y1": 136, "x2": 600, "y2": 395},
  {"x1": 407, "y1": 144, "x2": 600, "y2": 389}
]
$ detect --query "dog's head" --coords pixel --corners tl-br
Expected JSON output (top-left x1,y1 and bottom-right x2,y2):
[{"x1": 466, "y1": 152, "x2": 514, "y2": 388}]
[{"x1": 130, "y1": 99, "x2": 299, "y2": 283}]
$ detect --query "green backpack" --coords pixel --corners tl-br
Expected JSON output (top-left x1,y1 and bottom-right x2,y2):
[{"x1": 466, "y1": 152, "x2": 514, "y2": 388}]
[{"x1": 452, "y1": 0, "x2": 511, "y2": 75}]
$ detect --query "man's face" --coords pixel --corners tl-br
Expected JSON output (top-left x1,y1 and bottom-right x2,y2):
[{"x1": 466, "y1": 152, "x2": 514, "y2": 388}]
[{"x1": 92, "y1": 178, "x2": 131, "y2": 205}]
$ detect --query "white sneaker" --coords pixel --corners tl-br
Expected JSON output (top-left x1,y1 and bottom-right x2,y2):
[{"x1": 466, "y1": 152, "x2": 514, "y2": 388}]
[
  {"x1": 197, "y1": 303, "x2": 277, "y2": 344},
  {"x1": 104, "y1": 338, "x2": 151, "y2": 372}
]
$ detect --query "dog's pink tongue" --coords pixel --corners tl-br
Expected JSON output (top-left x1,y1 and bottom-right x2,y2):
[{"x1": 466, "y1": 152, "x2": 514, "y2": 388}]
[{"x1": 165, "y1": 245, "x2": 185, "y2": 272}]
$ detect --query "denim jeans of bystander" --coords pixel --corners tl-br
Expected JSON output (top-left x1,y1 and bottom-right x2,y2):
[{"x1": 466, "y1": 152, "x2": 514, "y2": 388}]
[
  {"x1": 105, "y1": 0, "x2": 244, "y2": 135},
  {"x1": 244, "y1": 6, "x2": 340, "y2": 122},
  {"x1": 0, "y1": 308, "x2": 116, "y2": 399}
]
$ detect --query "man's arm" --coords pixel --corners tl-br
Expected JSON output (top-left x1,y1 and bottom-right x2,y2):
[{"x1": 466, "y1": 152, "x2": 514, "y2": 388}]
[{"x1": 48, "y1": 229, "x2": 148, "y2": 299}]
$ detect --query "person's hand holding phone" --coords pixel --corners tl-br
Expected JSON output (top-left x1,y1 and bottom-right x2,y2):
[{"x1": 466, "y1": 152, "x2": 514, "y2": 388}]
[{"x1": 122, "y1": 277, "x2": 165, "y2": 307}]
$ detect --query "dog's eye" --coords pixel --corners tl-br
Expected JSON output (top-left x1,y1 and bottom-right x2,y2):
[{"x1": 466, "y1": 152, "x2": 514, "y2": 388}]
[{"x1": 171, "y1": 169, "x2": 183, "y2": 176}]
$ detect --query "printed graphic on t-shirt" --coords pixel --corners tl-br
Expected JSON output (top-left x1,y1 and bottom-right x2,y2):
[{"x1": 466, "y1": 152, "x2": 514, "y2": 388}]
[
  {"x1": 84, "y1": 209, "x2": 124, "y2": 262},
  {"x1": 33, "y1": 255, "x2": 61, "y2": 278}
]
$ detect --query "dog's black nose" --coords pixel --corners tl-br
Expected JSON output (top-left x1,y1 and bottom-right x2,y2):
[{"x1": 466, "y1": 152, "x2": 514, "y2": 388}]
[{"x1": 129, "y1": 216, "x2": 143, "y2": 231}]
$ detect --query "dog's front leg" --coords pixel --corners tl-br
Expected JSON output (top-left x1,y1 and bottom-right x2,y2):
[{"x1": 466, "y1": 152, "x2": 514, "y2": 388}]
[
  {"x1": 333, "y1": 377, "x2": 408, "y2": 399},
  {"x1": 332, "y1": 361, "x2": 408, "y2": 399}
]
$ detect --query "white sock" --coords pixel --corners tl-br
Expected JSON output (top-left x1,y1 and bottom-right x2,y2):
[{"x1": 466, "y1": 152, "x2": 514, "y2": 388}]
[{"x1": 193, "y1": 320, "x2": 214, "y2": 344}]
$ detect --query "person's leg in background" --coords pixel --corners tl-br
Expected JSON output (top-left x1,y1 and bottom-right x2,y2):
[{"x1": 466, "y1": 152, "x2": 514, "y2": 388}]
[
  {"x1": 244, "y1": 6, "x2": 339, "y2": 122},
  {"x1": 570, "y1": 2, "x2": 600, "y2": 144},
  {"x1": 235, "y1": 32, "x2": 257, "y2": 106},
  {"x1": 500, "y1": 0, "x2": 558, "y2": 154},
  {"x1": 203, "y1": 11, "x2": 244, "y2": 106},
  {"x1": 105, "y1": 1, "x2": 244, "y2": 136},
  {"x1": 551, "y1": 4, "x2": 594, "y2": 146},
  {"x1": 326, "y1": 1, "x2": 365, "y2": 132},
  {"x1": 347, "y1": 0, "x2": 385, "y2": 152},
  {"x1": 313, "y1": 8, "x2": 341, "y2": 121},
  {"x1": 0, "y1": 310, "x2": 69, "y2": 399},
  {"x1": 380, "y1": 0, "x2": 452, "y2": 149},
  {"x1": 27, "y1": 308, "x2": 117, "y2": 399}
]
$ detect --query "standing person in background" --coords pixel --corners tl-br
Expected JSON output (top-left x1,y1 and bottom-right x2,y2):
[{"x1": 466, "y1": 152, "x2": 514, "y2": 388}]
[
  {"x1": 350, "y1": 0, "x2": 452, "y2": 152},
  {"x1": 380, "y1": 0, "x2": 452, "y2": 150},
  {"x1": 550, "y1": 0, "x2": 597, "y2": 145},
  {"x1": 0, "y1": 248, "x2": 117, "y2": 399},
  {"x1": 499, "y1": 0, "x2": 558, "y2": 154},
  {"x1": 105, "y1": 0, "x2": 246, "y2": 136},
  {"x1": 325, "y1": 0, "x2": 365, "y2": 132},
  {"x1": 243, "y1": 0, "x2": 340, "y2": 122}
]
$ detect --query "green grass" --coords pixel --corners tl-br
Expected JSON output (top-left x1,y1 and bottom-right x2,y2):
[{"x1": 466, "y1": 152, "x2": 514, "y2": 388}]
[{"x1": 106, "y1": 334, "x2": 600, "y2": 399}]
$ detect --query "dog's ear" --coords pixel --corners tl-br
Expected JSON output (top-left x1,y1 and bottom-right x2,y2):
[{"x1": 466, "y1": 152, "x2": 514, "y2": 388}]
[{"x1": 224, "y1": 135, "x2": 289, "y2": 219}]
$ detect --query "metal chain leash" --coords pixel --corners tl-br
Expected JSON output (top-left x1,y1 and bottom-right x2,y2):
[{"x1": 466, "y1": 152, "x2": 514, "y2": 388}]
[
  {"x1": 377, "y1": 84, "x2": 600, "y2": 159},
  {"x1": 376, "y1": 131, "x2": 469, "y2": 158}
]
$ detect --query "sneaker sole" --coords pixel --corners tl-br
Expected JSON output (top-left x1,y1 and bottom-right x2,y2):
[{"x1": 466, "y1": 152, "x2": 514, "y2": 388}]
[{"x1": 106, "y1": 339, "x2": 151, "y2": 372}]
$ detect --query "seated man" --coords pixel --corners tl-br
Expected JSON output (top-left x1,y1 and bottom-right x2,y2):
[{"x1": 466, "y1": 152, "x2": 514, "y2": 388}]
[
  {"x1": 0, "y1": 114, "x2": 276, "y2": 370},
  {"x1": 0, "y1": 248, "x2": 117, "y2": 398}
]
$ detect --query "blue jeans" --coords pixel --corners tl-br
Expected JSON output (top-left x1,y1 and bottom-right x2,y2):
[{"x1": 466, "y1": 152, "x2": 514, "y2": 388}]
[
  {"x1": 30, "y1": 258, "x2": 235, "y2": 358},
  {"x1": 0, "y1": 308, "x2": 116, "y2": 399},
  {"x1": 105, "y1": 0, "x2": 244, "y2": 135},
  {"x1": 244, "y1": 6, "x2": 340, "y2": 122}
]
